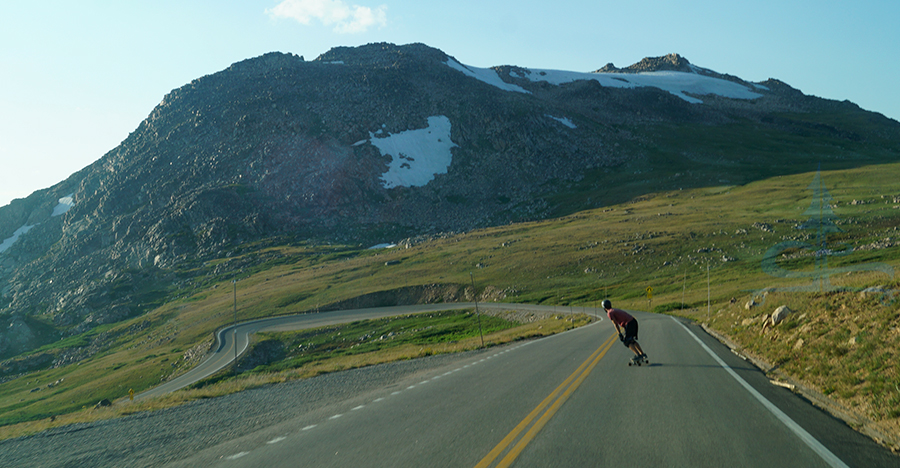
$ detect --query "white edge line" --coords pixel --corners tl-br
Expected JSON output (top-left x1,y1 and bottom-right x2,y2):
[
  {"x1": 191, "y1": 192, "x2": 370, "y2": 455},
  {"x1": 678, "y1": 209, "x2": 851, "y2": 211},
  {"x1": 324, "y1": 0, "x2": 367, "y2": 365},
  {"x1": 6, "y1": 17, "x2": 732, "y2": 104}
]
[{"x1": 671, "y1": 317, "x2": 849, "y2": 468}]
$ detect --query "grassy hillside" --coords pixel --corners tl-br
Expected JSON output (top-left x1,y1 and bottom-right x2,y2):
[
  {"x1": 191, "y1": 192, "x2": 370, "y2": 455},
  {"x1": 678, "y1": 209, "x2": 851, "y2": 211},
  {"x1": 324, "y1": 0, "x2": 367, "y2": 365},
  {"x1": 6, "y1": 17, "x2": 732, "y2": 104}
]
[{"x1": 1, "y1": 162, "x2": 898, "y2": 445}]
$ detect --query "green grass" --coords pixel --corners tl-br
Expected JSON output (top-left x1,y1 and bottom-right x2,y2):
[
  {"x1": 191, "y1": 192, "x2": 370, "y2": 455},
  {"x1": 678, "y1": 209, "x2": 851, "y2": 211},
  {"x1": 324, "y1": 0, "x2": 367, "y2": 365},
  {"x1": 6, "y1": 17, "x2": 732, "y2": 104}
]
[
  {"x1": 248, "y1": 310, "x2": 516, "y2": 374},
  {"x1": 0, "y1": 309, "x2": 590, "y2": 440},
  {"x1": 1, "y1": 162, "x2": 899, "y2": 442},
  {"x1": 31, "y1": 323, "x2": 116, "y2": 353}
]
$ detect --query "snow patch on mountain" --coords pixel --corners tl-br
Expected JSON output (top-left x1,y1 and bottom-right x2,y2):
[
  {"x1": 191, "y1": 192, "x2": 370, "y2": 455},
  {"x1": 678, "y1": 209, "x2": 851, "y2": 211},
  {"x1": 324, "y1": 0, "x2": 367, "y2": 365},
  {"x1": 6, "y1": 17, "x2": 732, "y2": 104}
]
[
  {"x1": 369, "y1": 116, "x2": 459, "y2": 189},
  {"x1": 546, "y1": 115, "x2": 577, "y2": 129},
  {"x1": 0, "y1": 194, "x2": 74, "y2": 254},
  {"x1": 0, "y1": 225, "x2": 35, "y2": 254},
  {"x1": 506, "y1": 66, "x2": 760, "y2": 103},
  {"x1": 51, "y1": 194, "x2": 74, "y2": 217},
  {"x1": 444, "y1": 59, "x2": 530, "y2": 94}
]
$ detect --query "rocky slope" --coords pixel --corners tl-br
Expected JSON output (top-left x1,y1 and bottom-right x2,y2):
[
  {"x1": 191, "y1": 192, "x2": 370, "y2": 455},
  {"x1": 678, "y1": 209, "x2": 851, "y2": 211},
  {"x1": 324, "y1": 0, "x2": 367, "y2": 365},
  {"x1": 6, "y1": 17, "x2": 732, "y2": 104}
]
[{"x1": 1, "y1": 42, "x2": 898, "y2": 359}]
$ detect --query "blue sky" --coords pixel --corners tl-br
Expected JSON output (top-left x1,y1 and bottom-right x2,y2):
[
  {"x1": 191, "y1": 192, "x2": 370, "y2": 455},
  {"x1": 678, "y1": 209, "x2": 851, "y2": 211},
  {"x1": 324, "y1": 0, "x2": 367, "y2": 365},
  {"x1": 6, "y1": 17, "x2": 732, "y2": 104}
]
[{"x1": 1, "y1": 0, "x2": 898, "y2": 207}]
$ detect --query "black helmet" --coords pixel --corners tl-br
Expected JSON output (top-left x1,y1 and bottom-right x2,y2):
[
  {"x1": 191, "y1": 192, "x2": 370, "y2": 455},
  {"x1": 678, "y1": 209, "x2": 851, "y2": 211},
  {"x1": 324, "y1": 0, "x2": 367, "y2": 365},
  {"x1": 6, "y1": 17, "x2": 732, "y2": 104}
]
[{"x1": 602, "y1": 299, "x2": 612, "y2": 309}]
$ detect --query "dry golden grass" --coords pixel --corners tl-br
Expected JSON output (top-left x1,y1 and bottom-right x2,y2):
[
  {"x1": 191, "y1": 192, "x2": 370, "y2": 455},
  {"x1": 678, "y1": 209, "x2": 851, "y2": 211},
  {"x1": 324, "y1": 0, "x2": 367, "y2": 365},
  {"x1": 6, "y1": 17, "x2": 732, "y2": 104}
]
[
  {"x1": 682, "y1": 286, "x2": 900, "y2": 450},
  {"x1": 4, "y1": 163, "x2": 899, "y2": 447}
]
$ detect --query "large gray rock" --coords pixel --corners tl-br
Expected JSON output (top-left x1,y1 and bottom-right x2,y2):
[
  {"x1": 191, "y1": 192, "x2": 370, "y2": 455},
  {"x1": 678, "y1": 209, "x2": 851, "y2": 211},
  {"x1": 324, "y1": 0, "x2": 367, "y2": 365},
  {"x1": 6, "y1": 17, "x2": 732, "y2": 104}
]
[{"x1": 771, "y1": 305, "x2": 793, "y2": 325}]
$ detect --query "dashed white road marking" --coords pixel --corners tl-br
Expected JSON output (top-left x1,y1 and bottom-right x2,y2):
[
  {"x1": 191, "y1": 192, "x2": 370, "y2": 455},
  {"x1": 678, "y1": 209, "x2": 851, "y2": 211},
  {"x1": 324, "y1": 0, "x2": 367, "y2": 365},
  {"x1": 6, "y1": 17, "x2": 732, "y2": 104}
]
[{"x1": 216, "y1": 343, "x2": 532, "y2": 462}]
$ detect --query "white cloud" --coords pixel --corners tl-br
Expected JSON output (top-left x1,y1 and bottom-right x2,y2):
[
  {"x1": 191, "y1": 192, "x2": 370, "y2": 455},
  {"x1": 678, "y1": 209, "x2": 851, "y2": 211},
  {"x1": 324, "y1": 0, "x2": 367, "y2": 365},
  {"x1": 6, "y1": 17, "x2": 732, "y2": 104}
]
[{"x1": 267, "y1": 0, "x2": 387, "y2": 34}]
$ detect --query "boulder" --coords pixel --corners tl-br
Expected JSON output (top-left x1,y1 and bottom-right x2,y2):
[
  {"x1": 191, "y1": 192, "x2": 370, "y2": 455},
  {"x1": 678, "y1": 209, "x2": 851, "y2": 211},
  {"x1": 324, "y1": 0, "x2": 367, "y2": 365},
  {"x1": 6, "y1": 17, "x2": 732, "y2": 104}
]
[
  {"x1": 859, "y1": 287, "x2": 885, "y2": 299},
  {"x1": 771, "y1": 305, "x2": 792, "y2": 325}
]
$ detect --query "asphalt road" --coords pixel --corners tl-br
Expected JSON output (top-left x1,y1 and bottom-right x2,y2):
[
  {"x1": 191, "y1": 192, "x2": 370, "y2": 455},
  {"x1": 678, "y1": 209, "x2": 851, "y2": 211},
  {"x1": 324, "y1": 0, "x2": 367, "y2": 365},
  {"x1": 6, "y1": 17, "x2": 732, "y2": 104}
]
[
  {"x1": 137, "y1": 302, "x2": 583, "y2": 400},
  {"x1": 157, "y1": 309, "x2": 897, "y2": 467}
]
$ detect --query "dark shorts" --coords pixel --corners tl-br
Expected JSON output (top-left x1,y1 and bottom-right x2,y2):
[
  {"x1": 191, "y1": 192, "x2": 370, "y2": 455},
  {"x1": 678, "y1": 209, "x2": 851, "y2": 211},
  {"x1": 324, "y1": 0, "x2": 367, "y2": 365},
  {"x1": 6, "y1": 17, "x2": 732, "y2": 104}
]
[{"x1": 623, "y1": 319, "x2": 639, "y2": 346}]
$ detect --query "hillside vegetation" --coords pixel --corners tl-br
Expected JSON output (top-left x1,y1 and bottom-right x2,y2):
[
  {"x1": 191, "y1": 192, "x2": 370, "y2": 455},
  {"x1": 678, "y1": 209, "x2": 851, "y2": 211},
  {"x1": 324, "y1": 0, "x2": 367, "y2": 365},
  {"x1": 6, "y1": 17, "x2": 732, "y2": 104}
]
[
  {"x1": 4, "y1": 44, "x2": 900, "y2": 356},
  {"x1": 1, "y1": 162, "x2": 898, "y2": 447}
]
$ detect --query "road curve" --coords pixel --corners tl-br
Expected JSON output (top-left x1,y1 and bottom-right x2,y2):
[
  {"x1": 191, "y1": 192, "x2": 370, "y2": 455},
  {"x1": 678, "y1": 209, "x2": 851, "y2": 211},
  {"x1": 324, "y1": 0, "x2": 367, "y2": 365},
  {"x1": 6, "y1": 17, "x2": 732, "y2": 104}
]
[
  {"x1": 5, "y1": 308, "x2": 895, "y2": 467},
  {"x1": 137, "y1": 302, "x2": 593, "y2": 400},
  {"x1": 160, "y1": 311, "x2": 897, "y2": 467}
]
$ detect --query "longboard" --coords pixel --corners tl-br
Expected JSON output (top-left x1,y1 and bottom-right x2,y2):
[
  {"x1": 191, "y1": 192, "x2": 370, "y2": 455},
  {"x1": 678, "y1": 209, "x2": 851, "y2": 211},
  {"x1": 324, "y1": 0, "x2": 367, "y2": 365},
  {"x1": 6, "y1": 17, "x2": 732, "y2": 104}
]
[{"x1": 628, "y1": 355, "x2": 649, "y2": 366}]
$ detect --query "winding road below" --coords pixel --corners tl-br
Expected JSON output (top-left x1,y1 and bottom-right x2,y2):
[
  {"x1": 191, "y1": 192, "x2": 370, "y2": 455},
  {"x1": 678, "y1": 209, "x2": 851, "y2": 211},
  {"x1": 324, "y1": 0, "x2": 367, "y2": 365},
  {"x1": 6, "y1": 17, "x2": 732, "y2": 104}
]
[
  {"x1": 3, "y1": 305, "x2": 897, "y2": 467},
  {"x1": 137, "y1": 302, "x2": 576, "y2": 400},
  {"x1": 131, "y1": 303, "x2": 898, "y2": 467}
]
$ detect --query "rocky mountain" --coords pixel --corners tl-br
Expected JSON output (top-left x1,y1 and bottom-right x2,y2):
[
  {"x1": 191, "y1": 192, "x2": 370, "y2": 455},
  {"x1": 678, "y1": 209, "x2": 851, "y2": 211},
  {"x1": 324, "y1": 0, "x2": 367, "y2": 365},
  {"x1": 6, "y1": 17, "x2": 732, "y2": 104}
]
[
  {"x1": 1, "y1": 42, "x2": 899, "y2": 359},
  {"x1": 597, "y1": 52, "x2": 695, "y2": 73}
]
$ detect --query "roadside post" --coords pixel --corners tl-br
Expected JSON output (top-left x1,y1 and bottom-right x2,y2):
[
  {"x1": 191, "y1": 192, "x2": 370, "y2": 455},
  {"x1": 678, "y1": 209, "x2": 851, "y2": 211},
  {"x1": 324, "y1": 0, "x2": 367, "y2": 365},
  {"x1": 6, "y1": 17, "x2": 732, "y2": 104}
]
[
  {"x1": 470, "y1": 272, "x2": 484, "y2": 348},
  {"x1": 233, "y1": 279, "x2": 237, "y2": 374},
  {"x1": 707, "y1": 263, "x2": 711, "y2": 322}
]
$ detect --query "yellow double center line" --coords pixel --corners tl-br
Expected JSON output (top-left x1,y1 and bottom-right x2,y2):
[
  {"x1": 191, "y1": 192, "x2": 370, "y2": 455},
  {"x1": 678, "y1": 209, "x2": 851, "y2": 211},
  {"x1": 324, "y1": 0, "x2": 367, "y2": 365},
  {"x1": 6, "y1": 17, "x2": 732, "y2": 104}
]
[{"x1": 474, "y1": 333, "x2": 618, "y2": 468}]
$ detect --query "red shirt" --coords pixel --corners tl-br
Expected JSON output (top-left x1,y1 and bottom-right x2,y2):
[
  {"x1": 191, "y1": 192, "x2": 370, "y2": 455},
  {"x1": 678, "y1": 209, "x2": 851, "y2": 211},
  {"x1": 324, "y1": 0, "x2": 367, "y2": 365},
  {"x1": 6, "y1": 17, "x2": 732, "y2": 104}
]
[{"x1": 606, "y1": 308, "x2": 634, "y2": 327}]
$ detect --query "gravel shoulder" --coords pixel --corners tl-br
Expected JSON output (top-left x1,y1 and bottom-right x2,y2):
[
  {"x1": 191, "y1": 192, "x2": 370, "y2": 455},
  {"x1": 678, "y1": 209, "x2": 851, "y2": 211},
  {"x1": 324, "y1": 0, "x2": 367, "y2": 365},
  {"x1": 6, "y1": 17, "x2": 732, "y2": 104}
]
[{"x1": 0, "y1": 349, "x2": 491, "y2": 468}]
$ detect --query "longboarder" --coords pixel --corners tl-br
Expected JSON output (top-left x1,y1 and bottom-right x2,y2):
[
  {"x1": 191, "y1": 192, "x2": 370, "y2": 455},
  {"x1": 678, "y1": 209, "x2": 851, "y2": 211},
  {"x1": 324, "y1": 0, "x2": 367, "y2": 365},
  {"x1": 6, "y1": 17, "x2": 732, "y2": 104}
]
[{"x1": 602, "y1": 299, "x2": 648, "y2": 365}]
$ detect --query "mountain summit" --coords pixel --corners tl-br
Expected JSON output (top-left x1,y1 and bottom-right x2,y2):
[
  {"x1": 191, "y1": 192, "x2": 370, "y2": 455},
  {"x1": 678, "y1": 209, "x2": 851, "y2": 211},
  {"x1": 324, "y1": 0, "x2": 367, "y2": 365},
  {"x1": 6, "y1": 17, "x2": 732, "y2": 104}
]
[
  {"x1": 596, "y1": 52, "x2": 694, "y2": 73},
  {"x1": 1, "y1": 42, "x2": 898, "y2": 358}
]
